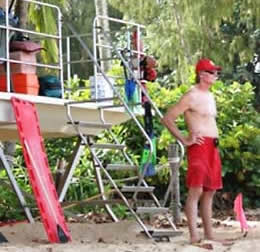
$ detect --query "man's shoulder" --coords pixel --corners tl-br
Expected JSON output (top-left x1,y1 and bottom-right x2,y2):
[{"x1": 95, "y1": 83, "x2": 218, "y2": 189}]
[{"x1": 182, "y1": 86, "x2": 198, "y2": 100}]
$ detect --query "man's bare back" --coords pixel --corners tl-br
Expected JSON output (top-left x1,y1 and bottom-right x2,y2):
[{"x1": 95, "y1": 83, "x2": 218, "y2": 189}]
[{"x1": 184, "y1": 85, "x2": 219, "y2": 138}]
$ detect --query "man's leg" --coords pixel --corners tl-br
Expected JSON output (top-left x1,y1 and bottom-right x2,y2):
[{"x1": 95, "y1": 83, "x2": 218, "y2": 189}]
[
  {"x1": 185, "y1": 187, "x2": 203, "y2": 243},
  {"x1": 199, "y1": 190, "x2": 216, "y2": 240}
]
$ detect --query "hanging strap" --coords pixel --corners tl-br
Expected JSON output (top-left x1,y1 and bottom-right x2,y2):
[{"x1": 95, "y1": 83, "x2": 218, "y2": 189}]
[
  {"x1": 9, "y1": 0, "x2": 16, "y2": 13},
  {"x1": 143, "y1": 101, "x2": 153, "y2": 137}
]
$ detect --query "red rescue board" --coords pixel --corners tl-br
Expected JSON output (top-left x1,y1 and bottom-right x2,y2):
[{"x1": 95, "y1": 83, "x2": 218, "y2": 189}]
[{"x1": 11, "y1": 97, "x2": 71, "y2": 243}]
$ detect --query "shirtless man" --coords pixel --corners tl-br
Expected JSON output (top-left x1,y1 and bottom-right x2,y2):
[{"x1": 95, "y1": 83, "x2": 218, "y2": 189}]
[{"x1": 161, "y1": 58, "x2": 222, "y2": 244}]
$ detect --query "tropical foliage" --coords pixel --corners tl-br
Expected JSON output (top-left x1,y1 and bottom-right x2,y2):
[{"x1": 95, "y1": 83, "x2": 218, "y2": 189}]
[
  {"x1": 26, "y1": 0, "x2": 66, "y2": 63},
  {"x1": 131, "y1": 77, "x2": 260, "y2": 206},
  {"x1": 109, "y1": 0, "x2": 260, "y2": 110},
  {"x1": 108, "y1": 0, "x2": 260, "y2": 73}
]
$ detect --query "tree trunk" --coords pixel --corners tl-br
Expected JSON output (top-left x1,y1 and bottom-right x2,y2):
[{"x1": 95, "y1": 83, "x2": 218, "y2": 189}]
[
  {"x1": 172, "y1": 2, "x2": 190, "y2": 84},
  {"x1": 1, "y1": 0, "x2": 29, "y2": 169},
  {"x1": 15, "y1": 0, "x2": 28, "y2": 29},
  {"x1": 94, "y1": 0, "x2": 111, "y2": 72}
]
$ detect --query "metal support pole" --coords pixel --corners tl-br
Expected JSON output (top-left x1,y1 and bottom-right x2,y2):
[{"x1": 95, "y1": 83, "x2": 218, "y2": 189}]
[
  {"x1": 58, "y1": 138, "x2": 85, "y2": 202},
  {"x1": 66, "y1": 36, "x2": 71, "y2": 82},
  {"x1": 0, "y1": 147, "x2": 34, "y2": 223},
  {"x1": 168, "y1": 143, "x2": 181, "y2": 224}
]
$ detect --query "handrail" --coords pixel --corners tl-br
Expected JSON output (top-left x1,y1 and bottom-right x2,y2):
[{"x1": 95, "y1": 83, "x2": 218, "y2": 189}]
[
  {"x1": 94, "y1": 15, "x2": 145, "y2": 28},
  {"x1": 92, "y1": 15, "x2": 145, "y2": 102},
  {"x1": 0, "y1": 25, "x2": 61, "y2": 39},
  {"x1": 65, "y1": 21, "x2": 154, "y2": 154},
  {"x1": 64, "y1": 20, "x2": 156, "y2": 191},
  {"x1": 92, "y1": 17, "x2": 155, "y2": 184},
  {"x1": 0, "y1": 58, "x2": 61, "y2": 70},
  {"x1": 63, "y1": 16, "x2": 184, "y2": 199},
  {"x1": 92, "y1": 16, "x2": 184, "y2": 180},
  {"x1": 0, "y1": 0, "x2": 63, "y2": 96},
  {"x1": 3, "y1": 0, "x2": 11, "y2": 92},
  {"x1": 92, "y1": 16, "x2": 184, "y2": 202},
  {"x1": 118, "y1": 47, "x2": 185, "y2": 157}
]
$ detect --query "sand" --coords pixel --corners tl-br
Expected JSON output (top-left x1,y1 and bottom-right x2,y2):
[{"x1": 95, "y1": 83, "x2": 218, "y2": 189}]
[{"x1": 0, "y1": 217, "x2": 260, "y2": 252}]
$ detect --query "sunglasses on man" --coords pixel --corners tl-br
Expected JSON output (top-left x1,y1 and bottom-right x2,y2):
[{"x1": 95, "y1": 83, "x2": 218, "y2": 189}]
[{"x1": 204, "y1": 70, "x2": 219, "y2": 75}]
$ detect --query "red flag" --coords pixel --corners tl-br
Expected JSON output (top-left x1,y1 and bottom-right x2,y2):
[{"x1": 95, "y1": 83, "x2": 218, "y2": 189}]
[{"x1": 234, "y1": 193, "x2": 249, "y2": 233}]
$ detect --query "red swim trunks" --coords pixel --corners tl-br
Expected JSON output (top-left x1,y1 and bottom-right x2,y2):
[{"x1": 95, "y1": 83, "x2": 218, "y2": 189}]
[{"x1": 186, "y1": 137, "x2": 223, "y2": 191}]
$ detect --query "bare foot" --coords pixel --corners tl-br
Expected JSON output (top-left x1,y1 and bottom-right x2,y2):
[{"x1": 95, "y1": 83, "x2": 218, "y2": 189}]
[
  {"x1": 190, "y1": 238, "x2": 201, "y2": 244},
  {"x1": 206, "y1": 238, "x2": 234, "y2": 246},
  {"x1": 191, "y1": 240, "x2": 213, "y2": 250}
]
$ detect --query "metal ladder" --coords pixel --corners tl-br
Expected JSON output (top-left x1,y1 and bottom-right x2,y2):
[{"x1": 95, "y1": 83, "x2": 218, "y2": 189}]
[
  {"x1": 65, "y1": 100, "x2": 182, "y2": 240},
  {"x1": 63, "y1": 18, "x2": 184, "y2": 240}
]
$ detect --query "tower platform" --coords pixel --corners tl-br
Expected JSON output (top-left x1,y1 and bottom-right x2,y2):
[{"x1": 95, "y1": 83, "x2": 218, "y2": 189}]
[{"x1": 0, "y1": 92, "x2": 130, "y2": 141}]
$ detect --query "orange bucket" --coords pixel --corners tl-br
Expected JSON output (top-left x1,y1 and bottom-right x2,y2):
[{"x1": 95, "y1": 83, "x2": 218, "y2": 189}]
[{"x1": 0, "y1": 73, "x2": 39, "y2": 95}]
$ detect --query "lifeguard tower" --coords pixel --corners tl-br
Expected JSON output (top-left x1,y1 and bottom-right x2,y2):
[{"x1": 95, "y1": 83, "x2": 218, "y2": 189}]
[{"x1": 0, "y1": 0, "x2": 184, "y2": 241}]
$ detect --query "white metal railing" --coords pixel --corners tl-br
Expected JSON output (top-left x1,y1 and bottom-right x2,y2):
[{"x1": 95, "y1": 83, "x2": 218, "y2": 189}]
[
  {"x1": 92, "y1": 16, "x2": 185, "y2": 173},
  {"x1": 61, "y1": 15, "x2": 185, "y2": 173},
  {"x1": 63, "y1": 33, "x2": 92, "y2": 81},
  {"x1": 92, "y1": 16, "x2": 145, "y2": 102},
  {"x1": 63, "y1": 18, "x2": 146, "y2": 100},
  {"x1": 64, "y1": 16, "x2": 184, "y2": 183},
  {"x1": 63, "y1": 15, "x2": 185, "y2": 161},
  {"x1": 0, "y1": 0, "x2": 64, "y2": 96}
]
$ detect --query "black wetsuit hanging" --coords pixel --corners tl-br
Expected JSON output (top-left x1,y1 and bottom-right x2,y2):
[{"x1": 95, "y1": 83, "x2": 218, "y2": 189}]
[{"x1": 143, "y1": 101, "x2": 153, "y2": 137}]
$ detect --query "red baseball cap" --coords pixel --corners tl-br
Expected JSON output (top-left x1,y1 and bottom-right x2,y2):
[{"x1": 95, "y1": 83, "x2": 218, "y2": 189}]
[{"x1": 196, "y1": 58, "x2": 222, "y2": 73}]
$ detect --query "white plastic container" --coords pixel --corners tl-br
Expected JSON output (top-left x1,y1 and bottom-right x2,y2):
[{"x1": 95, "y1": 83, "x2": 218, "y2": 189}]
[{"x1": 90, "y1": 74, "x2": 114, "y2": 106}]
